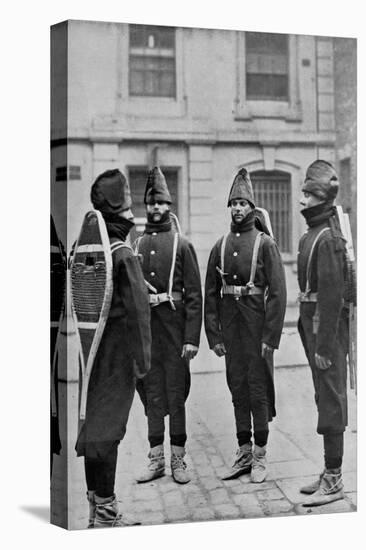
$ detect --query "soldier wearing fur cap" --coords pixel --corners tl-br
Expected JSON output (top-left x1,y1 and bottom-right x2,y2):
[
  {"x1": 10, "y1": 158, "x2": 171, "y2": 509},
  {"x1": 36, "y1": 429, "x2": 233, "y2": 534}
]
[
  {"x1": 204, "y1": 168, "x2": 286, "y2": 483},
  {"x1": 135, "y1": 167, "x2": 202, "y2": 485},
  {"x1": 297, "y1": 160, "x2": 350, "y2": 506},
  {"x1": 75, "y1": 169, "x2": 151, "y2": 527}
]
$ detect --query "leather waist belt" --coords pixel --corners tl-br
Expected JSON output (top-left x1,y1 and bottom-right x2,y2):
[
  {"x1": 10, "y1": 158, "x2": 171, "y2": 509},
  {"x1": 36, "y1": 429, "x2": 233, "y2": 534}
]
[
  {"x1": 299, "y1": 292, "x2": 318, "y2": 303},
  {"x1": 223, "y1": 285, "x2": 264, "y2": 297},
  {"x1": 149, "y1": 291, "x2": 183, "y2": 306}
]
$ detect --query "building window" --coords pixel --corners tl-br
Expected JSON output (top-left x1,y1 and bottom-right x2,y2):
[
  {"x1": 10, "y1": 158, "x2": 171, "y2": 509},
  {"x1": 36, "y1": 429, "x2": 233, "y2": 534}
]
[
  {"x1": 129, "y1": 25, "x2": 176, "y2": 98},
  {"x1": 246, "y1": 32, "x2": 289, "y2": 101},
  {"x1": 251, "y1": 170, "x2": 291, "y2": 253},
  {"x1": 128, "y1": 167, "x2": 178, "y2": 237}
]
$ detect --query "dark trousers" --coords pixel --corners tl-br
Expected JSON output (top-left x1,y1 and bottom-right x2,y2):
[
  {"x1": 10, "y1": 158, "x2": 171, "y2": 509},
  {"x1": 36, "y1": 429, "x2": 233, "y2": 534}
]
[
  {"x1": 144, "y1": 324, "x2": 188, "y2": 447},
  {"x1": 224, "y1": 319, "x2": 269, "y2": 443},
  {"x1": 324, "y1": 432, "x2": 344, "y2": 469},
  {"x1": 299, "y1": 305, "x2": 348, "y2": 434},
  {"x1": 84, "y1": 442, "x2": 119, "y2": 497}
]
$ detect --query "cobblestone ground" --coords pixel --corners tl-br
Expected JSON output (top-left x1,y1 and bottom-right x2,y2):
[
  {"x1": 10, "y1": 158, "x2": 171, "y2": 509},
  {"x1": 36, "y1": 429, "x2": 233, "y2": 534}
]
[{"x1": 51, "y1": 333, "x2": 357, "y2": 530}]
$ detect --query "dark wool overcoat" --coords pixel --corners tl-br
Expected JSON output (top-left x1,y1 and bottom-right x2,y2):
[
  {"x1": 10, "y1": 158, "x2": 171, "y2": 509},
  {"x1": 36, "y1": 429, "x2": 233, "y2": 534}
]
[
  {"x1": 76, "y1": 235, "x2": 151, "y2": 460},
  {"x1": 50, "y1": 217, "x2": 66, "y2": 459},
  {"x1": 136, "y1": 227, "x2": 202, "y2": 415},
  {"x1": 205, "y1": 222, "x2": 287, "y2": 419},
  {"x1": 297, "y1": 213, "x2": 349, "y2": 434},
  {"x1": 50, "y1": 326, "x2": 61, "y2": 457}
]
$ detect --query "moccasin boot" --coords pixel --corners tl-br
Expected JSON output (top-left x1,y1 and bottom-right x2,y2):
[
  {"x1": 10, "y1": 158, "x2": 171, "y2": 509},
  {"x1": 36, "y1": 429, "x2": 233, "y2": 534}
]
[
  {"x1": 300, "y1": 470, "x2": 325, "y2": 495},
  {"x1": 136, "y1": 444, "x2": 165, "y2": 483},
  {"x1": 87, "y1": 490, "x2": 96, "y2": 528},
  {"x1": 222, "y1": 443, "x2": 252, "y2": 480},
  {"x1": 302, "y1": 468, "x2": 344, "y2": 507},
  {"x1": 171, "y1": 445, "x2": 190, "y2": 484},
  {"x1": 94, "y1": 494, "x2": 140, "y2": 528},
  {"x1": 250, "y1": 445, "x2": 267, "y2": 483}
]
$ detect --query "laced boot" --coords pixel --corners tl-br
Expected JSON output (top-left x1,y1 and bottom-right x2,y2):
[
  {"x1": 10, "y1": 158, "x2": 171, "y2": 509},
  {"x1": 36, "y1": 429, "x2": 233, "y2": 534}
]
[
  {"x1": 87, "y1": 490, "x2": 96, "y2": 528},
  {"x1": 171, "y1": 445, "x2": 190, "y2": 484},
  {"x1": 136, "y1": 444, "x2": 165, "y2": 483},
  {"x1": 300, "y1": 470, "x2": 325, "y2": 495},
  {"x1": 222, "y1": 443, "x2": 252, "y2": 480},
  {"x1": 250, "y1": 445, "x2": 267, "y2": 483},
  {"x1": 302, "y1": 468, "x2": 344, "y2": 507},
  {"x1": 94, "y1": 494, "x2": 141, "y2": 528}
]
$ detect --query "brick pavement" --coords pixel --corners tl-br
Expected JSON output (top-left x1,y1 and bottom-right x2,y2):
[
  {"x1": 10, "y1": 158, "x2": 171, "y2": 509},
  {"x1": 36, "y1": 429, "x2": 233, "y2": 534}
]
[{"x1": 51, "y1": 329, "x2": 357, "y2": 529}]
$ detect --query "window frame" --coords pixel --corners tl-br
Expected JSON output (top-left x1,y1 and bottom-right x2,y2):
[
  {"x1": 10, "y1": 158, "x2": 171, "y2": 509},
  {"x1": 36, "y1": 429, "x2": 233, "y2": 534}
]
[
  {"x1": 117, "y1": 24, "x2": 186, "y2": 118},
  {"x1": 245, "y1": 32, "x2": 289, "y2": 102},
  {"x1": 235, "y1": 32, "x2": 302, "y2": 121},
  {"x1": 128, "y1": 25, "x2": 177, "y2": 98},
  {"x1": 251, "y1": 169, "x2": 292, "y2": 254}
]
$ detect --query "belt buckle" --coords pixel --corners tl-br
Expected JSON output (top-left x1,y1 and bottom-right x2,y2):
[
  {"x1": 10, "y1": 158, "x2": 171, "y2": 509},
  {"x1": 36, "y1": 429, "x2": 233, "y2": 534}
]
[
  {"x1": 149, "y1": 294, "x2": 159, "y2": 305},
  {"x1": 233, "y1": 286, "x2": 242, "y2": 297}
]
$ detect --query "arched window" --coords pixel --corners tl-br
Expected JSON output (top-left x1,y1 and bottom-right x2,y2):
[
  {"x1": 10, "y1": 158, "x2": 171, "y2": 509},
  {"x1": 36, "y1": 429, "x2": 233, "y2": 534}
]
[{"x1": 251, "y1": 170, "x2": 291, "y2": 253}]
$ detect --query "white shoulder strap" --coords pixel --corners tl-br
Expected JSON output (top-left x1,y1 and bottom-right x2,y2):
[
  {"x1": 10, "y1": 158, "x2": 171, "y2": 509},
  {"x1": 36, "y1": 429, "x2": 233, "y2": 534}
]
[
  {"x1": 168, "y1": 232, "x2": 179, "y2": 298},
  {"x1": 134, "y1": 236, "x2": 143, "y2": 256},
  {"x1": 220, "y1": 234, "x2": 228, "y2": 274},
  {"x1": 110, "y1": 240, "x2": 132, "y2": 254},
  {"x1": 248, "y1": 232, "x2": 263, "y2": 287}
]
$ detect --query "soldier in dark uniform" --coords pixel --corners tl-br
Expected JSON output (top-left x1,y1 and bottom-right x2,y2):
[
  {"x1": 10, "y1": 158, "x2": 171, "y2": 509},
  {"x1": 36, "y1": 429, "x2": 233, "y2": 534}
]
[
  {"x1": 135, "y1": 167, "x2": 202, "y2": 485},
  {"x1": 75, "y1": 169, "x2": 151, "y2": 527},
  {"x1": 297, "y1": 160, "x2": 349, "y2": 506},
  {"x1": 204, "y1": 169, "x2": 286, "y2": 483}
]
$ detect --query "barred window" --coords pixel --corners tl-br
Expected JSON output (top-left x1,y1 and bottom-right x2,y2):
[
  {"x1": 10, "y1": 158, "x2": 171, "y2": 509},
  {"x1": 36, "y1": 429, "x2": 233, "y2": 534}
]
[
  {"x1": 246, "y1": 32, "x2": 289, "y2": 101},
  {"x1": 129, "y1": 25, "x2": 176, "y2": 98},
  {"x1": 251, "y1": 170, "x2": 291, "y2": 253},
  {"x1": 128, "y1": 167, "x2": 178, "y2": 237}
]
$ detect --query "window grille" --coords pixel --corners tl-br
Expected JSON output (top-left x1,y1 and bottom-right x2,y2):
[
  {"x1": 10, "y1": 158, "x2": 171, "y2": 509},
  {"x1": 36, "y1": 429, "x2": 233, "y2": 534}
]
[
  {"x1": 251, "y1": 170, "x2": 291, "y2": 253},
  {"x1": 129, "y1": 25, "x2": 176, "y2": 98},
  {"x1": 246, "y1": 32, "x2": 289, "y2": 101}
]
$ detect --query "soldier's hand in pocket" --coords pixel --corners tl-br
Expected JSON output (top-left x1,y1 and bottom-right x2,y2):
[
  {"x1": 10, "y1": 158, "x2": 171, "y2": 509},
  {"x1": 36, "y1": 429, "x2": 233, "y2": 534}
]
[
  {"x1": 181, "y1": 344, "x2": 199, "y2": 361},
  {"x1": 315, "y1": 353, "x2": 331, "y2": 370},
  {"x1": 213, "y1": 343, "x2": 226, "y2": 357}
]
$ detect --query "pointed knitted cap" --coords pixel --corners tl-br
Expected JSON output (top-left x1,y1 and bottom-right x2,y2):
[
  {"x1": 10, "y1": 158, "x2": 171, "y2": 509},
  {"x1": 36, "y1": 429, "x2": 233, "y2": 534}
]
[
  {"x1": 144, "y1": 166, "x2": 172, "y2": 205},
  {"x1": 227, "y1": 168, "x2": 255, "y2": 207},
  {"x1": 302, "y1": 160, "x2": 339, "y2": 202},
  {"x1": 91, "y1": 169, "x2": 132, "y2": 213}
]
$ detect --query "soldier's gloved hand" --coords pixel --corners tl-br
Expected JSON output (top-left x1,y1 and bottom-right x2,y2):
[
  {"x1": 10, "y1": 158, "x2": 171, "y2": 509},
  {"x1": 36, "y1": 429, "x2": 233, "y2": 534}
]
[
  {"x1": 261, "y1": 343, "x2": 274, "y2": 360},
  {"x1": 181, "y1": 344, "x2": 199, "y2": 361},
  {"x1": 315, "y1": 353, "x2": 331, "y2": 370},
  {"x1": 213, "y1": 343, "x2": 226, "y2": 357}
]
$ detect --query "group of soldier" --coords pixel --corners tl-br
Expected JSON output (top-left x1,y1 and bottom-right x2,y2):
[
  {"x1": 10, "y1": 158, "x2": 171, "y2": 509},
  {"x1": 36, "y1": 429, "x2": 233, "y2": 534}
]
[{"x1": 71, "y1": 159, "x2": 351, "y2": 528}]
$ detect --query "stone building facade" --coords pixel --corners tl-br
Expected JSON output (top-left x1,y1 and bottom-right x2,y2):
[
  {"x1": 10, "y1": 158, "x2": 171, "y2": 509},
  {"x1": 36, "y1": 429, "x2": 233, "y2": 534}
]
[
  {"x1": 52, "y1": 20, "x2": 353, "y2": 304},
  {"x1": 334, "y1": 37, "x2": 357, "y2": 252}
]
